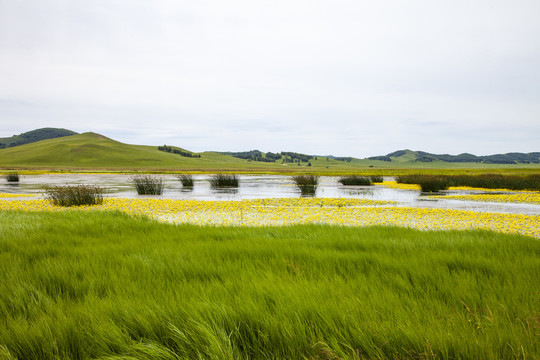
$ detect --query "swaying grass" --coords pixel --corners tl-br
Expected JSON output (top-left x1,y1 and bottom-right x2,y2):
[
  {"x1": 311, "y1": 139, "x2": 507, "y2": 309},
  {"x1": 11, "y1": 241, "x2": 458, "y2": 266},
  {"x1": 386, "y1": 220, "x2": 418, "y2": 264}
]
[
  {"x1": 292, "y1": 175, "x2": 319, "y2": 195},
  {"x1": 209, "y1": 174, "x2": 239, "y2": 188},
  {"x1": 45, "y1": 185, "x2": 104, "y2": 206},
  {"x1": 338, "y1": 175, "x2": 372, "y2": 186},
  {"x1": 4, "y1": 172, "x2": 19, "y2": 182},
  {"x1": 447, "y1": 174, "x2": 540, "y2": 191},
  {"x1": 131, "y1": 174, "x2": 164, "y2": 195},
  {"x1": 370, "y1": 175, "x2": 384, "y2": 183},
  {"x1": 177, "y1": 174, "x2": 194, "y2": 187},
  {"x1": 398, "y1": 174, "x2": 540, "y2": 191},
  {"x1": 0, "y1": 210, "x2": 538, "y2": 359}
]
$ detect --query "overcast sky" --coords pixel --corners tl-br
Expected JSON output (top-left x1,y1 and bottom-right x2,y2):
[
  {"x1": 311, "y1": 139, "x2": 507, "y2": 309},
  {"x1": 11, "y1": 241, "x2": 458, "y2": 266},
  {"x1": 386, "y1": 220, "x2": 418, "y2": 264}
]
[{"x1": 1, "y1": 0, "x2": 539, "y2": 157}]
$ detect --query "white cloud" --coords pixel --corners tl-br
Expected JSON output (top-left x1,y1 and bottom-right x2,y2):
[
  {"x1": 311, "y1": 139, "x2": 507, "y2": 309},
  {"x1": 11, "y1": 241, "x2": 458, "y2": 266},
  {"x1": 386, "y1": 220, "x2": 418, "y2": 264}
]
[{"x1": 0, "y1": 0, "x2": 539, "y2": 157}]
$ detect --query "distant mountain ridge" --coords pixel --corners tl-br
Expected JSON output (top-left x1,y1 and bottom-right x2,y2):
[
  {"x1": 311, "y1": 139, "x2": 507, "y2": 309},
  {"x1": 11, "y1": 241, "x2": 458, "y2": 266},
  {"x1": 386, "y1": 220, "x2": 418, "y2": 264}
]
[
  {"x1": 0, "y1": 128, "x2": 78, "y2": 149},
  {"x1": 368, "y1": 150, "x2": 540, "y2": 164}
]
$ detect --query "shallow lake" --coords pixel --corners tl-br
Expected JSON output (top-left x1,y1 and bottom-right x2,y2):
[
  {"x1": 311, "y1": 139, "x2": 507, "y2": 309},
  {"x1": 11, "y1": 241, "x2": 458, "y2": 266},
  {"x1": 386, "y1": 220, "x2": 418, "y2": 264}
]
[{"x1": 1, "y1": 174, "x2": 539, "y2": 216}]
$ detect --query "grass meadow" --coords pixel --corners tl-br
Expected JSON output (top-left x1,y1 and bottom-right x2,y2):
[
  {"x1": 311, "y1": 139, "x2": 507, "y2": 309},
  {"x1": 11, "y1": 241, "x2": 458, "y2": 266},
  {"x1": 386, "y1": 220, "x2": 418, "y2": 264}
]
[{"x1": 0, "y1": 210, "x2": 538, "y2": 359}]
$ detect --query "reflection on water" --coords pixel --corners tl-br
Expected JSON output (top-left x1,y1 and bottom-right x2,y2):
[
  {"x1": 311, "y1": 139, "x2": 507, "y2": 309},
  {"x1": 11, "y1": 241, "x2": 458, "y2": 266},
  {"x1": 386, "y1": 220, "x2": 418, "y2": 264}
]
[
  {"x1": 212, "y1": 188, "x2": 239, "y2": 194},
  {"x1": 1, "y1": 174, "x2": 539, "y2": 216}
]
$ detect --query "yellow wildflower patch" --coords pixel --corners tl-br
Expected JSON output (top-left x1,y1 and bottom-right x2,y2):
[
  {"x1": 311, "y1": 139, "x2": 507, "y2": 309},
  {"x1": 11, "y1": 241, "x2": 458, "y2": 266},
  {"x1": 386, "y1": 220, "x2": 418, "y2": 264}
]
[
  {"x1": 1, "y1": 197, "x2": 538, "y2": 238},
  {"x1": 377, "y1": 181, "x2": 421, "y2": 191},
  {"x1": 0, "y1": 193, "x2": 37, "y2": 198},
  {"x1": 438, "y1": 193, "x2": 540, "y2": 205}
]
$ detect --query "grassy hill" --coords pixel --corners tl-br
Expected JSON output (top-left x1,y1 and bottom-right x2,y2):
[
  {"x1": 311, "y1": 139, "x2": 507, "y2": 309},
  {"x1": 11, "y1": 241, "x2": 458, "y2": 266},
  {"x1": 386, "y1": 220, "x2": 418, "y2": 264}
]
[
  {"x1": 0, "y1": 128, "x2": 77, "y2": 149},
  {"x1": 1, "y1": 132, "x2": 539, "y2": 174},
  {"x1": 0, "y1": 132, "x2": 366, "y2": 172},
  {"x1": 370, "y1": 149, "x2": 540, "y2": 165}
]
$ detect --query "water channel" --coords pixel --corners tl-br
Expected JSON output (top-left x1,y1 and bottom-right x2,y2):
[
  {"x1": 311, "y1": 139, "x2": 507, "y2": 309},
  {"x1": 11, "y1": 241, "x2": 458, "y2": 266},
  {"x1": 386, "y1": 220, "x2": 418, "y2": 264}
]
[{"x1": 1, "y1": 174, "x2": 539, "y2": 216}]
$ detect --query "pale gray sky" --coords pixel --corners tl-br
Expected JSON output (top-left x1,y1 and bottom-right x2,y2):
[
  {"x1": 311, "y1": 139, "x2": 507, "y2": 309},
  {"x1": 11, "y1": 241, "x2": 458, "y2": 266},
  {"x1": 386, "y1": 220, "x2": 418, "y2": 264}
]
[{"x1": 1, "y1": 0, "x2": 539, "y2": 157}]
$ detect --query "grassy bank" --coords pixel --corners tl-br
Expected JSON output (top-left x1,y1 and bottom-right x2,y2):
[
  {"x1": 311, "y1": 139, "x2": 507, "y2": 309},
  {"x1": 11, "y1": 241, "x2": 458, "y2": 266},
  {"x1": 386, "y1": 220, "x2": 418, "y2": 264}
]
[{"x1": 0, "y1": 211, "x2": 538, "y2": 359}]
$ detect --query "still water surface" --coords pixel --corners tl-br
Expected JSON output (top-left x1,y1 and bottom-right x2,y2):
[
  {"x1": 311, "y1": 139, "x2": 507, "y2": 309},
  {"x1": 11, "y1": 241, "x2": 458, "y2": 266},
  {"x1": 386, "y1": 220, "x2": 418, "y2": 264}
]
[{"x1": 2, "y1": 174, "x2": 539, "y2": 216}]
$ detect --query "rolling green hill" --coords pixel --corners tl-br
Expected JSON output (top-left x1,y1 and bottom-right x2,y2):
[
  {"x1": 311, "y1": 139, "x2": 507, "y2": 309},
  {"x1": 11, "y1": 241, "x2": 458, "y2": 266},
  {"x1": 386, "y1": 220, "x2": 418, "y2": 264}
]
[
  {"x1": 0, "y1": 128, "x2": 77, "y2": 149},
  {"x1": 369, "y1": 149, "x2": 540, "y2": 165},
  {"x1": 0, "y1": 132, "x2": 366, "y2": 172},
  {"x1": 1, "y1": 131, "x2": 539, "y2": 174}
]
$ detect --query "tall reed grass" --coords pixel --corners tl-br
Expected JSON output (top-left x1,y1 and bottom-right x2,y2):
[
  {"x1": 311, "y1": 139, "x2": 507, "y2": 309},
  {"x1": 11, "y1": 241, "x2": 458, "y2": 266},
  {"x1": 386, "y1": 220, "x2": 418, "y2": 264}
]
[
  {"x1": 370, "y1": 175, "x2": 384, "y2": 183},
  {"x1": 338, "y1": 176, "x2": 372, "y2": 186},
  {"x1": 292, "y1": 175, "x2": 319, "y2": 195},
  {"x1": 177, "y1": 174, "x2": 194, "y2": 187},
  {"x1": 398, "y1": 174, "x2": 540, "y2": 191},
  {"x1": 131, "y1": 174, "x2": 164, "y2": 195},
  {"x1": 5, "y1": 172, "x2": 19, "y2": 182},
  {"x1": 45, "y1": 185, "x2": 104, "y2": 206},
  {"x1": 0, "y1": 211, "x2": 538, "y2": 360},
  {"x1": 209, "y1": 174, "x2": 239, "y2": 188},
  {"x1": 446, "y1": 174, "x2": 540, "y2": 191}
]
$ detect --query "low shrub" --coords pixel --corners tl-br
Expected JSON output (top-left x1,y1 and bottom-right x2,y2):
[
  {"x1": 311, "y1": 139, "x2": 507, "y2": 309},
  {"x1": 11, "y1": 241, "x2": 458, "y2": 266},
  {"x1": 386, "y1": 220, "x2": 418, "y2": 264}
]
[
  {"x1": 209, "y1": 174, "x2": 239, "y2": 188},
  {"x1": 45, "y1": 185, "x2": 104, "y2": 206},
  {"x1": 132, "y1": 175, "x2": 164, "y2": 195},
  {"x1": 338, "y1": 176, "x2": 372, "y2": 186},
  {"x1": 5, "y1": 172, "x2": 19, "y2": 182},
  {"x1": 292, "y1": 175, "x2": 319, "y2": 195},
  {"x1": 178, "y1": 174, "x2": 194, "y2": 187}
]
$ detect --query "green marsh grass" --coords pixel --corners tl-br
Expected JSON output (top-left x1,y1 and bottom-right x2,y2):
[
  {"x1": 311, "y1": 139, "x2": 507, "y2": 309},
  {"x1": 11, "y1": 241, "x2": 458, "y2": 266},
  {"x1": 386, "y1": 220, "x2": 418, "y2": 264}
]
[
  {"x1": 338, "y1": 175, "x2": 372, "y2": 186},
  {"x1": 370, "y1": 175, "x2": 384, "y2": 183},
  {"x1": 398, "y1": 174, "x2": 540, "y2": 191},
  {"x1": 0, "y1": 211, "x2": 539, "y2": 359},
  {"x1": 177, "y1": 174, "x2": 194, "y2": 187},
  {"x1": 209, "y1": 174, "x2": 239, "y2": 188},
  {"x1": 0, "y1": 211, "x2": 538, "y2": 359},
  {"x1": 45, "y1": 185, "x2": 104, "y2": 206},
  {"x1": 445, "y1": 174, "x2": 540, "y2": 191},
  {"x1": 132, "y1": 174, "x2": 164, "y2": 195},
  {"x1": 4, "y1": 172, "x2": 19, "y2": 182},
  {"x1": 292, "y1": 174, "x2": 319, "y2": 195}
]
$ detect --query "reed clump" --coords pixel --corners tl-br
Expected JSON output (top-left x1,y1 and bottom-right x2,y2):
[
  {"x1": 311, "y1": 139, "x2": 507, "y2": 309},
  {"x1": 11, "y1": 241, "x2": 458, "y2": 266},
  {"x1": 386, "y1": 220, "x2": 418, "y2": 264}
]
[
  {"x1": 209, "y1": 174, "x2": 239, "y2": 188},
  {"x1": 178, "y1": 174, "x2": 194, "y2": 187},
  {"x1": 5, "y1": 172, "x2": 19, "y2": 182},
  {"x1": 338, "y1": 176, "x2": 372, "y2": 186},
  {"x1": 397, "y1": 175, "x2": 448, "y2": 193},
  {"x1": 292, "y1": 175, "x2": 319, "y2": 195},
  {"x1": 132, "y1": 175, "x2": 164, "y2": 195},
  {"x1": 45, "y1": 185, "x2": 104, "y2": 206},
  {"x1": 370, "y1": 176, "x2": 384, "y2": 183}
]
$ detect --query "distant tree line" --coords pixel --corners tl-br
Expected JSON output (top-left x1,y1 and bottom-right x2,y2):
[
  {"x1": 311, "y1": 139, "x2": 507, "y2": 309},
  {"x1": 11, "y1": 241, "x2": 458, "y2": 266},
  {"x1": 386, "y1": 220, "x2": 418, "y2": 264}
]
[
  {"x1": 0, "y1": 128, "x2": 77, "y2": 149},
  {"x1": 280, "y1": 152, "x2": 312, "y2": 163},
  {"x1": 158, "y1": 145, "x2": 201, "y2": 158},
  {"x1": 367, "y1": 156, "x2": 392, "y2": 162},
  {"x1": 222, "y1": 150, "x2": 319, "y2": 163},
  {"x1": 224, "y1": 150, "x2": 280, "y2": 162}
]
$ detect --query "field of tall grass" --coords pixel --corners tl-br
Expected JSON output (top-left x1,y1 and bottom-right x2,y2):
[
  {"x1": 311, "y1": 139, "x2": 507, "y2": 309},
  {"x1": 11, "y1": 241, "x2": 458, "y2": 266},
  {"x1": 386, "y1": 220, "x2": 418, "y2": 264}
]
[
  {"x1": 397, "y1": 174, "x2": 540, "y2": 191},
  {"x1": 0, "y1": 210, "x2": 538, "y2": 359}
]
